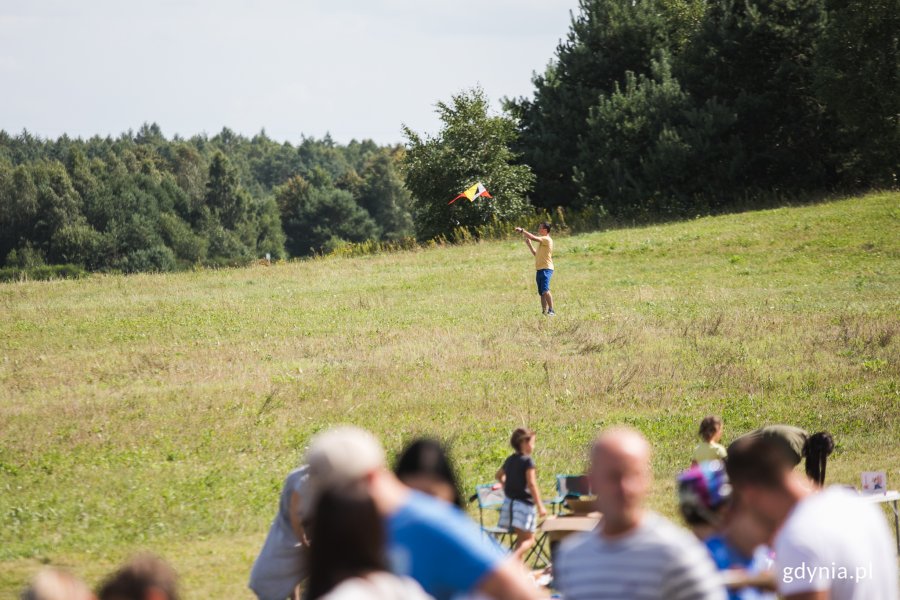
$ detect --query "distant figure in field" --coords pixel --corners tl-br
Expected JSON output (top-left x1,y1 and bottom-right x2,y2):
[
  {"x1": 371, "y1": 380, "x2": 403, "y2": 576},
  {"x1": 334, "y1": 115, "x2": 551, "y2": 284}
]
[
  {"x1": 495, "y1": 427, "x2": 547, "y2": 561},
  {"x1": 514, "y1": 223, "x2": 555, "y2": 316},
  {"x1": 302, "y1": 426, "x2": 542, "y2": 600},
  {"x1": 97, "y1": 554, "x2": 179, "y2": 600},
  {"x1": 305, "y1": 483, "x2": 431, "y2": 600},
  {"x1": 248, "y1": 465, "x2": 310, "y2": 600},
  {"x1": 692, "y1": 415, "x2": 728, "y2": 465},
  {"x1": 20, "y1": 568, "x2": 94, "y2": 600},
  {"x1": 555, "y1": 427, "x2": 726, "y2": 600}
]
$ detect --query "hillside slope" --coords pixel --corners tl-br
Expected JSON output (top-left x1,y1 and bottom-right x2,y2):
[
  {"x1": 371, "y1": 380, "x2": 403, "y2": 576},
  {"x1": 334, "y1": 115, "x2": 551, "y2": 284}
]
[{"x1": 1, "y1": 192, "x2": 898, "y2": 596}]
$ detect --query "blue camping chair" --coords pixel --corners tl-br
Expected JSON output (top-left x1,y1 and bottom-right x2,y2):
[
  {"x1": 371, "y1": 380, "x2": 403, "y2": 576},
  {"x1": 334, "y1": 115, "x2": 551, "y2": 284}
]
[
  {"x1": 471, "y1": 483, "x2": 514, "y2": 546},
  {"x1": 548, "y1": 474, "x2": 592, "y2": 514}
]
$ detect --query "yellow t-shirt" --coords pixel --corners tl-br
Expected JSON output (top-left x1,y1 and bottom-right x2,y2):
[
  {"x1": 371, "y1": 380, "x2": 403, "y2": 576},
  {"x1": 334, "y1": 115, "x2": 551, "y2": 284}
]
[
  {"x1": 534, "y1": 236, "x2": 554, "y2": 271},
  {"x1": 692, "y1": 441, "x2": 727, "y2": 463}
]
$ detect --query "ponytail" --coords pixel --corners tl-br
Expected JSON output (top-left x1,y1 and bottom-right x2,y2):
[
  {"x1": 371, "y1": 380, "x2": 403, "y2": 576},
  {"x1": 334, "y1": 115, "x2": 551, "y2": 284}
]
[{"x1": 803, "y1": 432, "x2": 834, "y2": 486}]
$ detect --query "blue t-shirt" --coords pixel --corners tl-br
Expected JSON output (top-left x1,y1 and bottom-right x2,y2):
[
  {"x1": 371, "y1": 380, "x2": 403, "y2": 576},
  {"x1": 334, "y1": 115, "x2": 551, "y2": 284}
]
[
  {"x1": 705, "y1": 535, "x2": 776, "y2": 600},
  {"x1": 387, "y1": 491, "x2": 505, "y2": 600}
]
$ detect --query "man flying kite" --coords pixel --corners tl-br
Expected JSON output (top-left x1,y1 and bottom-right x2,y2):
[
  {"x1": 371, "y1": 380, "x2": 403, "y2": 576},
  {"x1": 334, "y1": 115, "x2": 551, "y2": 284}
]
[
  {"x1": 515, "y1": 223, "x2": 555, "y2": 316},
  {"x1": 449, "y1": 182, "x2": 492, "y2": 204}
]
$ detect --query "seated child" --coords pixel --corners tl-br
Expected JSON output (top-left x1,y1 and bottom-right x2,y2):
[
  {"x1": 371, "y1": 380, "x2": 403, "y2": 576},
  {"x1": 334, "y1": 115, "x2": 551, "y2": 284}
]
[{"x1": 692, "y1": 415, "x2": 727, "y2": 465}]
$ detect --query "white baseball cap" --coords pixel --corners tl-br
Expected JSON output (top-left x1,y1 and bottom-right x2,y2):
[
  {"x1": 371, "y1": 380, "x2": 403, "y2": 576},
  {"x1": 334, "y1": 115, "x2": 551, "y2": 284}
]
[{"x1": 300, "y1": 426, "x2": 386, "y2": 516}]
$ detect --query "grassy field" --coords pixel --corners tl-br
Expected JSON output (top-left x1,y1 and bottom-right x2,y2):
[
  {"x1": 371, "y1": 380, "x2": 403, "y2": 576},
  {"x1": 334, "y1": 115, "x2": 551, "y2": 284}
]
[{"x1": 1, "y1": 191, "x2": 898, "y2": 597}]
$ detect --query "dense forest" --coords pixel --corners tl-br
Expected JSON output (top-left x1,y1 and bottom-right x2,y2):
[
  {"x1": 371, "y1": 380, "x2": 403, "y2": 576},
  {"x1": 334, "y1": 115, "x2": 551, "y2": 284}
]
[
  {"x1": 506, "y1": 0, "x2": 899, "y2": 216},
  {"x1": 0, "y1": 127, "x2": 413, "y2": 273},
  {"x1": 2, "y1": 0, "x2": 897, "y2": 275}
]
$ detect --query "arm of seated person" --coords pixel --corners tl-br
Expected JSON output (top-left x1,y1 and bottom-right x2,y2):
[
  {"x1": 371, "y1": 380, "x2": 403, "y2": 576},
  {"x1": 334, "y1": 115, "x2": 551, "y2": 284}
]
[
  {"x1": 289, "y1": 491, "x2": 308, "y2": 547},
  {"x1": 721, "y1": 569, "x2": 777, "y2": 591},
  {"x1": 478, "y1": 558, "x2": 545, "y2": 600}
]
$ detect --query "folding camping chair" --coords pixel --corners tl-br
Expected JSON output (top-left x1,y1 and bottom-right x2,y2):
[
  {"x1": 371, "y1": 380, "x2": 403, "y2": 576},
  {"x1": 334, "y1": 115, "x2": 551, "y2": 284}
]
[
  {"x1": 547, "y1": 474, "x2": 592, "y2": 515},
  {"x1": 469, "y1": 483, "x2": 552, "y2": 568},
  {"x1": 470, "y1": 483, "x2": 514, "y2": 547}
]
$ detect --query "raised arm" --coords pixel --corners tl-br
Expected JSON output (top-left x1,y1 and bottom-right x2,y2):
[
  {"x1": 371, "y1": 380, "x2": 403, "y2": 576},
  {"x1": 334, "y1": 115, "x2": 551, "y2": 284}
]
[
  {"x1": 289, "y1": 490, "x2": 309, "y2": 547},
  {"x1": 518, "y1": 229, "x2": 542, "y2": 242},
  {"x1": 479, "y1": 558, "x2": 547, "y2": 600}
]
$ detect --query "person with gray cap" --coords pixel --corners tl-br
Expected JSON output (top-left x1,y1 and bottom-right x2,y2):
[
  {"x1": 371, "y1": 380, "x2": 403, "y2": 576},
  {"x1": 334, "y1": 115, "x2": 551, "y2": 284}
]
[{"x1": 303, "y1": 426, "x2": 543, "y2": 600}]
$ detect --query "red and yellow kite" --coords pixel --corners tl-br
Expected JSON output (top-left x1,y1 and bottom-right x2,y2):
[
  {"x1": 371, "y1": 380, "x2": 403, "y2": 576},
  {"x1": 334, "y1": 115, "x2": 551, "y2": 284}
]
[{"x1": 449, "y1": 182, "x2": 492, "y2": 205}]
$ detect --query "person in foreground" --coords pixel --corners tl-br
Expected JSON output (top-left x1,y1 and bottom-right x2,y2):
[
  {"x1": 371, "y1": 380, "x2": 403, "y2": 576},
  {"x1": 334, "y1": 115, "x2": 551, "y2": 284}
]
[
  {"x1": 677, "y1": 461, "x2": 776, "y2": 600},
  {"x1": 249, "y1": 464, "x2": 310, "y2": 600},
  {"x1": 305, "y1": 483, "x2": 430, "y2": 600},
  {"x1": 303, "y1": 426, "x2": 543, "y2": 600},
  {"x1": 514, "y1": 223, "x2": 555, "y2": 316},
  {"x1": 554, "y1": 427, "x2": 726, "y2": 600},
  {"x1": 726, "y1": 434, "x2": 898, "y2": 600},
  {"x1": 96, "y1": 554, "x2": 179, "y2": 600},
  {"x1": 394, "y1": 438, "x2": 464, "y2": 508},
  {"x1": 20, "y1": 568, "x2": 94, "y2": 600}
]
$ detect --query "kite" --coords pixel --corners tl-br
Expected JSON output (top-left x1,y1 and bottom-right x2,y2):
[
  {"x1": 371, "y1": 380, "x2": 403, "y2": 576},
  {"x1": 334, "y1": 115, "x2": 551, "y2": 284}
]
[{"x1": 449, "y1": 182, "x2": 492, "y2": 205}]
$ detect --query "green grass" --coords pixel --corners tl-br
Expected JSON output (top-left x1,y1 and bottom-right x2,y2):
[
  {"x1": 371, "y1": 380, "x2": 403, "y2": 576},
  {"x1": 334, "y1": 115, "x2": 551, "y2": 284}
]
[{"x1": 1, "y1": 192, "x2": 898, "y2": 597}]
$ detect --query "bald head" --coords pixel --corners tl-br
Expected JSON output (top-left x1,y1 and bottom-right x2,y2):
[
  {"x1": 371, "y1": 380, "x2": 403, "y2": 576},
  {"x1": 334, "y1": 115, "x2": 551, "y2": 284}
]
[
  {"x1": 589, "y1": 427, "x2": 652, "y2": 534},
  {"x1": 592, "y1": 427, "x2": 651, "y2": 464},
  {"x1": 21, "y1": 568, "x2": 94, "y2": 600}
]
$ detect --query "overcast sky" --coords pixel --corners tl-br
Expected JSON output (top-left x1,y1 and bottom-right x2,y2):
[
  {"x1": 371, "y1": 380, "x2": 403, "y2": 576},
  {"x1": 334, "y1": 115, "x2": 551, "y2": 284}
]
[{"x1": 0, "y1": 0, "x2": 578, "y2": 145}]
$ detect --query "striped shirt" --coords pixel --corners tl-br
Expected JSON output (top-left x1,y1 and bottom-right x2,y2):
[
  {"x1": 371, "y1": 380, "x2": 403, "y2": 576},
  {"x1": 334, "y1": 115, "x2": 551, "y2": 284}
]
[{"x1": 555, "y1": 512, "x2": 726, "y2": 600}]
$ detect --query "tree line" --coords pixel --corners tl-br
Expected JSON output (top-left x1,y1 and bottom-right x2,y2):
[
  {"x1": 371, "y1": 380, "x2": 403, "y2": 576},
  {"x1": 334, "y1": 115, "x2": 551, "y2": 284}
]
[
  {"x1": 505, "y1": 0, "x2": 899, "y2": 217},
  {"x1": 2, "y1": 0, "x2": 897, "y2": 275},
  {"x1": 0, "y1": 125, "x2": 413, "y2": 273}
]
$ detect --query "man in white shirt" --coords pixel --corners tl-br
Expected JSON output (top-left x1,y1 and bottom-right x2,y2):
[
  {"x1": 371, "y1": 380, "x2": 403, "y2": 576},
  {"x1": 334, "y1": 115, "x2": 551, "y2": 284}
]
[
  {"x1": 555, "y1": 427, "x2": 726, "y2": 600},
  {"x1": 726, "y1": 435, "x2": 898, "y2": 600}
]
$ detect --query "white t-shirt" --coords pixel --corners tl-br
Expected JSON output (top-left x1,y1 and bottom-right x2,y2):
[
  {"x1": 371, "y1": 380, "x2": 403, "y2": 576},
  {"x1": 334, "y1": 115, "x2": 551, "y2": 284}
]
[
  {"x1": 775, "y1": 486, "x2": 899, "y2": 600},
  {"x1": 320, "y1": 573, "x2": 433, "y2": 600}
]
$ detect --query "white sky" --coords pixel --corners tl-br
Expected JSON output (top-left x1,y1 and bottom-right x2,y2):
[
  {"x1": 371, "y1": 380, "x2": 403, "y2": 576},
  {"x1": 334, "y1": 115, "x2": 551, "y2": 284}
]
[{"x1": 0, "y1": 0, "x2": 578, "y2": 145}]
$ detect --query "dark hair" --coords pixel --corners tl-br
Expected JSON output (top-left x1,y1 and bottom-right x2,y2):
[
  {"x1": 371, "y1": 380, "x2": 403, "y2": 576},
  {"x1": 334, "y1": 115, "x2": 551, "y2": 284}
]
[
  {"x1": 725, "y1": 435, "x2": 789, "y2": 489},
  {"x1": 510, "y1": 428, "x2": 535, "y2": 453},
  {"x1": 698, "y1": 415, "x2": 723, "y2": 442},
  {"x1": 305, "y1": 483, "x2": 387, "y2": 600},
  {"x1": 394, "y1": 438, "x2": 464, "y2": 508},
  {"x1": 803, "y1": 432, "x2": 834, "y2": 486},
  {"x1": 539, "y1": 222, "x2": 552, "y2": 233},
  {"x1": 97, "y1": 554, "x2": 179, "y2": 600}
]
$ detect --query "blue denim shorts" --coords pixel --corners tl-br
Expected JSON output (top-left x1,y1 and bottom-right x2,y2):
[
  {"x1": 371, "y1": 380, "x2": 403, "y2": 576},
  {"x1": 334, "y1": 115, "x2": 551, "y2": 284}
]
[{"x1": 536, "y1": 269, "x2": 553, "y2": 295}]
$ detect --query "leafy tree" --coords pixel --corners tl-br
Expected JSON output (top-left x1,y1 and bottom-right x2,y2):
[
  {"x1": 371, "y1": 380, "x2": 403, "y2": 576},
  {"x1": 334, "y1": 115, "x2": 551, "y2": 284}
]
[
  {"x1": 403, "y1": 88, "x2": 534, "y2": 241},
  {"x1": 575, "y1": 55, "x2": 740, "y2": 216},
  {"x1": 814, "y1": 0, "x2": 900, "y2": 186},
  {"x1": 205, "y1": 152, "x2": 250, "y2": 230},
  {"x1": 253, "y1": 196, "x2": 287, "y2": 259},
  {"x1": 356, "y1": 149, "x2": 414, "y2": 241},
  {"x1": 276, "y1": 175, "x2": 378, "y2": 255},
  {"x1": 507, "y1": 0, "x2": 676, "y2": 208},
  {"x1": 679, "y1": 0, "x2": 833, "y2": 191}
]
